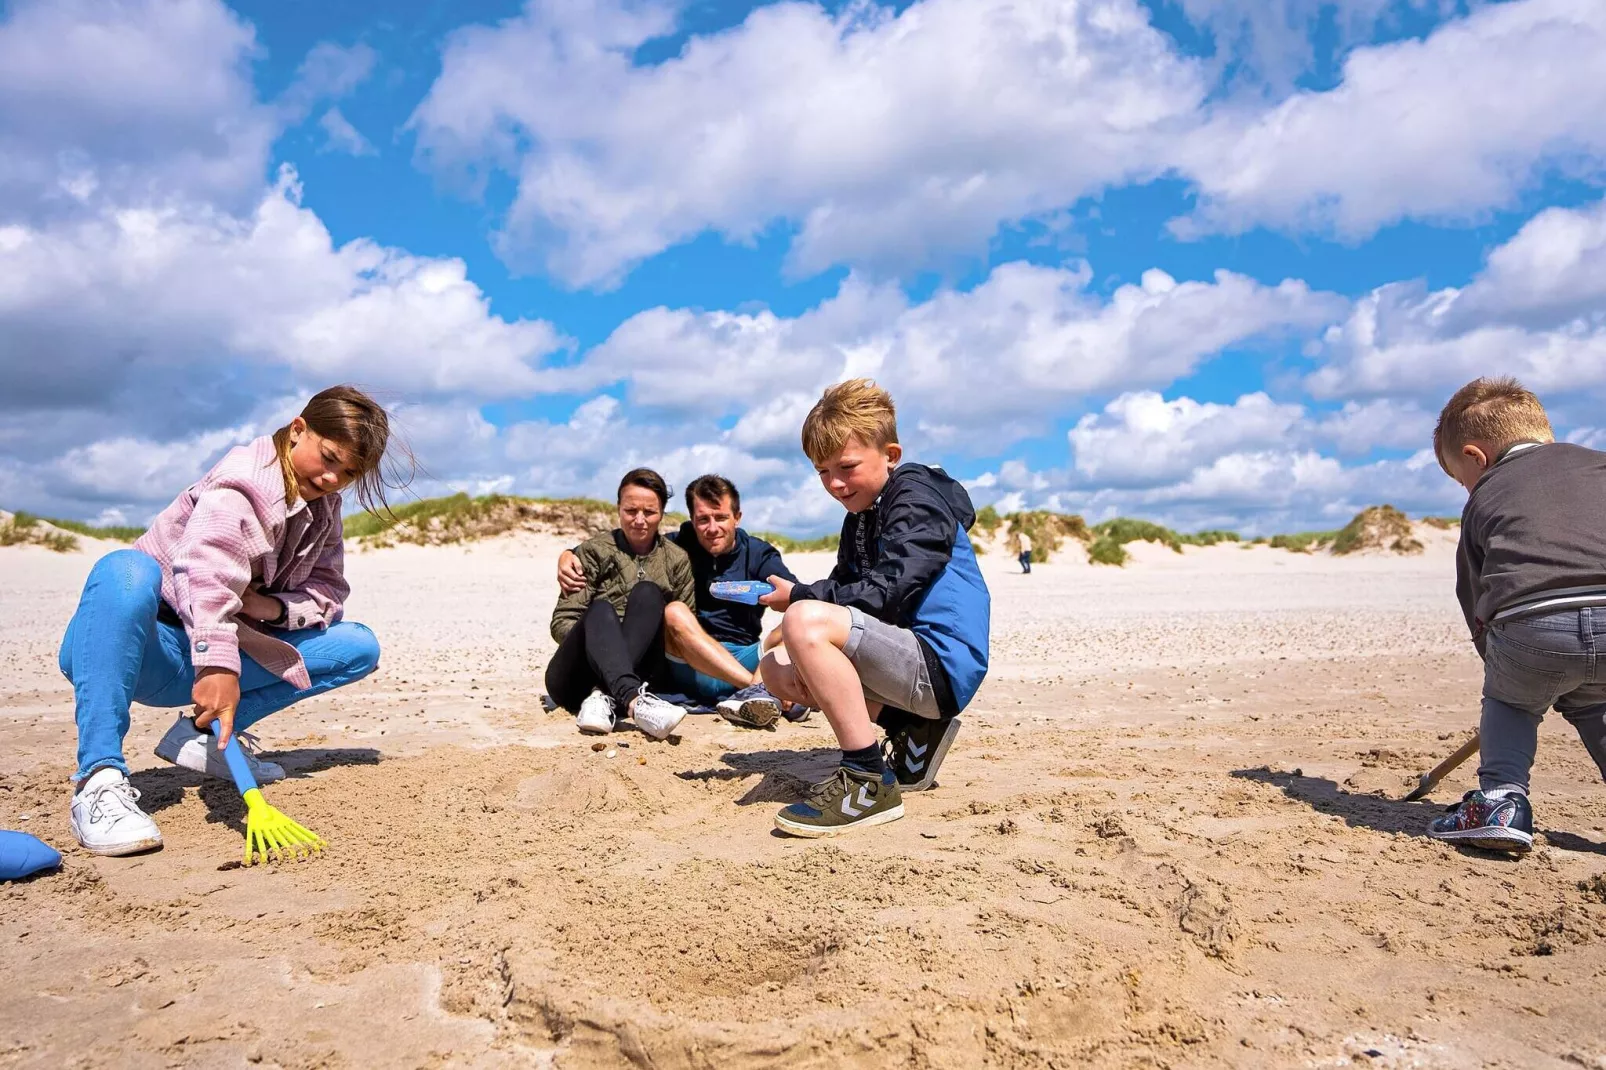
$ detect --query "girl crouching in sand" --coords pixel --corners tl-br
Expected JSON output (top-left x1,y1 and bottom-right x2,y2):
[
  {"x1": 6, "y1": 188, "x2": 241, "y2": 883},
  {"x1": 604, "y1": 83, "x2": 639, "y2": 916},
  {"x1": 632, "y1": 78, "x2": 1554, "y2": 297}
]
[
  {"x1": 544, "y1": 468, "x2": 694, "y2": 740},
  {"x1": 63, "y1": 386, "x2": 403, "y2": 856}
]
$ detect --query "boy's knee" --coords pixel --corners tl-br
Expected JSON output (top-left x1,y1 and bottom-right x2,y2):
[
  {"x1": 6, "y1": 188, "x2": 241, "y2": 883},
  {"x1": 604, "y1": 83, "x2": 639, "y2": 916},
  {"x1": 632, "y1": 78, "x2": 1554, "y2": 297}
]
[
  {"x1": 334, "y1": 622, "x2": 381, "y2": 678},
  {"x1": 781, "y1": 601, "x2": 837, "y2": 644}
]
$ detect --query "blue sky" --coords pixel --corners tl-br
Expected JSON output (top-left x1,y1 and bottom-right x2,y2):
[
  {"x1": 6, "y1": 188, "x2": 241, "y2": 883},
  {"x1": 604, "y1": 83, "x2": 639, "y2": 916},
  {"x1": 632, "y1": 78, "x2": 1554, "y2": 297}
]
[{"x1": 2, "y1": 0, "x2": 1604, "y2": 535}]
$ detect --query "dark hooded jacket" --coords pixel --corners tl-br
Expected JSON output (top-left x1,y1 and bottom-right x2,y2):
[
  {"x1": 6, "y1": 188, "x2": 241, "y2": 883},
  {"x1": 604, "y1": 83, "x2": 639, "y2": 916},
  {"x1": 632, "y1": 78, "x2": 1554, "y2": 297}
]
[{"x1": 790, "y1": 463, "x2": 991, "y2": 716}]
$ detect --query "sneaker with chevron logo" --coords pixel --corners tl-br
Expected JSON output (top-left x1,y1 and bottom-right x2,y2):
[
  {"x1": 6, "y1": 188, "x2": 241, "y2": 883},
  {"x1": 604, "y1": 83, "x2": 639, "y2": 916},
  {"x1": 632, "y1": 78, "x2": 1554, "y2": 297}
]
[
  {"x1": 887, "y1": 716, "x2": 960, "y2": 792},
  {"x1": 1427, "y1": 789, "x2": 1534, "y2": 853},
  {"x1": 774, "y1": 766, "x2": 904, "y2": 837}
]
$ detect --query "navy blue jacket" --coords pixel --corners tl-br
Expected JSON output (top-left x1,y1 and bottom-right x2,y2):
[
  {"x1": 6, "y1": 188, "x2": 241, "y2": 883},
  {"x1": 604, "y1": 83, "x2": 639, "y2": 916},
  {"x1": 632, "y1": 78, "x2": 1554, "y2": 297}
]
[
  {"x1": 667, "y1": 523, "x2": 797, "y2": 647},
  {"x1": 790, "y1": 463, "x2": 991, "y2": 716}
]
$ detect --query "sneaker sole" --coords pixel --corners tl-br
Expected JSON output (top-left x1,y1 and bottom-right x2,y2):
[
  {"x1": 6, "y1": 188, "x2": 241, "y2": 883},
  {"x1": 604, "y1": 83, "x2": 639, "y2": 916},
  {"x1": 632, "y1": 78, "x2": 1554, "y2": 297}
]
[
  {"x1": 577, "y1": 722, "x2": 614, "y2": 736},
  {"x1": 72, "y1": 829, "x2": 163, "y2": 857},
  {"x1": 1429, "y1": 826, "x2": 1533, "y2": 852},
  {"x1": 773, "y1": 803, "x2": 906, "y2": 837},
  {"x1": 898, "y1": 717, "x2": 962, "y2": 792},
  {"x1": 720, "y1": 701, "x2": 780, "y2": 729}
]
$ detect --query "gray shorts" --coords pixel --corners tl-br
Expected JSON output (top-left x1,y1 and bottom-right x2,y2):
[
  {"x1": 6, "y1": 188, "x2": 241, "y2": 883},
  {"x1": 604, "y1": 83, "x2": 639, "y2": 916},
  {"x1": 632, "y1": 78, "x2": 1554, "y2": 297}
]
[{"x1": 842, "y1": 607, "x2": 942, "y2": 719}]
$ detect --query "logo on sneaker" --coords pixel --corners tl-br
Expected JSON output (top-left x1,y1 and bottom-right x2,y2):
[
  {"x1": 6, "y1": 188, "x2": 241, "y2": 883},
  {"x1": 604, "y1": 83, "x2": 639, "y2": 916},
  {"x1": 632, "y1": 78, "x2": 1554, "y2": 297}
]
[
  {"x1": 840, "y1": 783, "x2": 874, "y2": 817},
  {"x1": 903, "y1": 739, "x2": 928, "y2": 773}
]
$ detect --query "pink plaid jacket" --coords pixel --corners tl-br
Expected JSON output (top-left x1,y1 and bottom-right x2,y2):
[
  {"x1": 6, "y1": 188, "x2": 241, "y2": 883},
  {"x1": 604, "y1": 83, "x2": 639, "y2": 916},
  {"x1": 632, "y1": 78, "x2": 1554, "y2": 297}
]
[{"x1": 134, "y1": 436, "x2": 348, "y2": 689}]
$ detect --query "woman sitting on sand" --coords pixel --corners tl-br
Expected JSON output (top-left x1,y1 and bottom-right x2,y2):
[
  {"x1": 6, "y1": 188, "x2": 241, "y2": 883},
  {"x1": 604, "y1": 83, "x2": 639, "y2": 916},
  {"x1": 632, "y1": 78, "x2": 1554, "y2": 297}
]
[
  {"x1": 544, "y1": 468, "x2": 698, "y2": 741},
  {"x1": 63, "y1": 386, "x2": 404, "y2": 857}
]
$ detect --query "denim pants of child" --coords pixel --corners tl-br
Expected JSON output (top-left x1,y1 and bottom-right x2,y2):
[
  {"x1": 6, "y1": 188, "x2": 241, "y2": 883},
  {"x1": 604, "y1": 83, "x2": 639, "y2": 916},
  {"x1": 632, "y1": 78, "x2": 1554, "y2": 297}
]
[
  {"x1": 60, "y1": 549, "x2": 381, "y2": 782},
  {"x1": 1479, "y1": 607, "x2": 1606, "y2": 794}
]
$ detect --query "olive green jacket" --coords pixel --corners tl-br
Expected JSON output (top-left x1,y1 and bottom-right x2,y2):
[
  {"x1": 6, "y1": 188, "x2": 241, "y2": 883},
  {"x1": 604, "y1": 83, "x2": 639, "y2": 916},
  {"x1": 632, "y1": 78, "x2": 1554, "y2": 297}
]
[{"x1": 549, "y1": 530, "x2": 696, "y2": 643}]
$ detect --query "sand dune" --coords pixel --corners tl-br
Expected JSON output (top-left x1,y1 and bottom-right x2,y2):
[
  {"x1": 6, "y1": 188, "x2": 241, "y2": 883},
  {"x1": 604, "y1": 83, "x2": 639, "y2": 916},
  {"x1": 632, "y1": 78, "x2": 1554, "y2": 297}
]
[{"x1": 3, "y1": 536, "x2": 1605, "y2": 1068}]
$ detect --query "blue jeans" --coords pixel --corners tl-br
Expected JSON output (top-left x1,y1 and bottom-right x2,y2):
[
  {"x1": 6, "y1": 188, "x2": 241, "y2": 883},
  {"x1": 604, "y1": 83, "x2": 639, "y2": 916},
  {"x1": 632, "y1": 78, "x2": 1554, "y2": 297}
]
[
  {"x1": 1478, "y1": 607, "x2": 1606, "y2": 793},
  {"x1": 60, "y1": 549, "x2": 381, "y2": 781},
  {"x1": 658, "y1": 640, "x2": 761, "y2": 703}
]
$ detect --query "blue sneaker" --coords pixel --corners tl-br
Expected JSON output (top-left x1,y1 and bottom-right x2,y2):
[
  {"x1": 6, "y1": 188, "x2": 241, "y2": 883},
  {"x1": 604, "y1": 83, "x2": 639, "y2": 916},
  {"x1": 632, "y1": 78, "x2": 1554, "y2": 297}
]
[{"x1": 1427, "y1": 790, "x2": 1534, "y2": 853}]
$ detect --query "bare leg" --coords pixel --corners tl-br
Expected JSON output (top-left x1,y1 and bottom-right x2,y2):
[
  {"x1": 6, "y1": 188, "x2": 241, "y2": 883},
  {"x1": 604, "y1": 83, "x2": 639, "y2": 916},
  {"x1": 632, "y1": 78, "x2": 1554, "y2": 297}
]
[
  {"x1": 759, "y1": 644, "x2": 816, "y2": 708},
  {"x1": 781, "y1": 601, "x2": 876, "y2": 751},
  {"x1": 662, "y1": 601, "x2": 756, "y2": 690}
]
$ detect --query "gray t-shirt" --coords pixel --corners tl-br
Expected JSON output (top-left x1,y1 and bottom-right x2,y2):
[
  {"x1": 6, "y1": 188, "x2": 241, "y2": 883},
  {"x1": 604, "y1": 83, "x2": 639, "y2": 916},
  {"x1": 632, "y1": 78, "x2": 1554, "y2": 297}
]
[{"x1": 1457, "y1": 442, "x2": 1606, "y2": 652}]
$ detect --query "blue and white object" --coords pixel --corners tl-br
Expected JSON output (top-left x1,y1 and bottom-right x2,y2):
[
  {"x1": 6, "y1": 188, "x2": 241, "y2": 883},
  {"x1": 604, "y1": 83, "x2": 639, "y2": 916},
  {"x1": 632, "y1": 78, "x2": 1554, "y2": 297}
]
[
  {"x1": 708, "y1": 580, "x2": 774, "y2": 605},
  {"x1": 0, "y1": 830, "x2": 61, "y2": 881}
]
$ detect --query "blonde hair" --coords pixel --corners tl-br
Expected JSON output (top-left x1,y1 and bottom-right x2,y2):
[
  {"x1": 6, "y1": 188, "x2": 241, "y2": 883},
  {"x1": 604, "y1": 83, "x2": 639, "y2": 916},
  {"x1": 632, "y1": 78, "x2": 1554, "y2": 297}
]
[
  {"x1": 801, "y1": 378, "x2": 899, "y2": 465},
  {"x1": 1433, "y1": 376, "x2": 1554, "y2": 474},
  {"x1": 270, "y1": 385, "x2": 412, "y2": 514}
]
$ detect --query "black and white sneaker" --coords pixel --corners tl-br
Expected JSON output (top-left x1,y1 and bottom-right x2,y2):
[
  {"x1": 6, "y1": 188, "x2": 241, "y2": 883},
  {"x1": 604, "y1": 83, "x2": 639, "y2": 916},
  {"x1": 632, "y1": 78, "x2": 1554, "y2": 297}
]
[{"x1": 886, "y1": 715, "x2": 961, "y2": 792}]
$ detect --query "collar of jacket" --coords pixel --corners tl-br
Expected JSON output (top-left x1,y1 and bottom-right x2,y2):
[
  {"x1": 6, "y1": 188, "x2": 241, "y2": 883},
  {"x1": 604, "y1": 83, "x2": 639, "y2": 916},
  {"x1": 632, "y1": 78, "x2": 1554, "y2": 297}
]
[{"x1": 611, "y1": 529, "x2": 662, "y2": 558}]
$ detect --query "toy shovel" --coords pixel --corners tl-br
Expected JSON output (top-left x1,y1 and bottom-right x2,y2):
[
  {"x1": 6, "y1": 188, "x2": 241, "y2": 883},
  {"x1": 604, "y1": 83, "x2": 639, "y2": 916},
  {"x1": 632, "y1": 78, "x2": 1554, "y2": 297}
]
[{"x1": 208, "y1": 722, "x2": 325, "y2": 865}]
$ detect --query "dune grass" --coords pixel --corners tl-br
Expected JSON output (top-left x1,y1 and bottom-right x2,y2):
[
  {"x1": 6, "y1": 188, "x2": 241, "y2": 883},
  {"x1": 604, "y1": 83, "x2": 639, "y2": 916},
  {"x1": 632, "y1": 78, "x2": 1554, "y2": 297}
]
[
  {"x1": 1084, "y1": 518, "x2": 1241, "y2": 567},
  {"x1": 35, "y1": 516, "x2": 145, "y2": 542},
  {"x1": 754, "y1": 531, "x2": 841, "y2": 554},
  {"x1": 0, "y1": 512, "x2": 80, "y2": 553}
]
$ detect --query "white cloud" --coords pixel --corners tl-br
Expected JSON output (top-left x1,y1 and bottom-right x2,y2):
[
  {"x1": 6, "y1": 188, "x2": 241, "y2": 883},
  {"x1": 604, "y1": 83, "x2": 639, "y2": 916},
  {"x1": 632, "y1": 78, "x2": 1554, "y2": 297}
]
[
  {"x1": 1567, "y1": 427, "x2": 1606, "y2": 450},
  {"x1": 281, "y1": 42, "x2": 377, "y2": 118},
  {"x1": 1169, "y1": 0, "x2": 1465, "y2": 90},
  {"x1": 1306, "y1": 200, "x2": 1606, "y2": 402},
  {"x1": 1175, "y1": 0, "x2": 1606, "y2": 240},
  {"x1": 411, "y1": 0, "x2": 1204, "y2": 287},
  {"x1": 1309, "y1": 398, "x2": 1434, "y2": 456},
  {"x1": 318, "y1": 108, "x2": 377, "y2": 156},
  {"x1": 1452, "y1": 198, "x2": 1606, "y2": 328},
  {"x1": 0, "y1": 0, "x2": 273, "y2": 219},
  {"x1": 0, "y1": 168, "x2": 568, "y2": 417},
  {"x1": 1068, "y1": 390, "x2": 1304, "y2": 486},
  {"x1": 586, "y1": 261, "x2": 1343, "y2": 450}
]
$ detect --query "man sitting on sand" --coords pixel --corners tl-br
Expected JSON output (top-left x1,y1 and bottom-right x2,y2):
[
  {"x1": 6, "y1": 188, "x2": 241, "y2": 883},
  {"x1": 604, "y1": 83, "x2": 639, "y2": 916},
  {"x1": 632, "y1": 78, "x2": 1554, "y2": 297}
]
[{"x1": 559, "y1": 474, "x2": 801, "y2": 728}]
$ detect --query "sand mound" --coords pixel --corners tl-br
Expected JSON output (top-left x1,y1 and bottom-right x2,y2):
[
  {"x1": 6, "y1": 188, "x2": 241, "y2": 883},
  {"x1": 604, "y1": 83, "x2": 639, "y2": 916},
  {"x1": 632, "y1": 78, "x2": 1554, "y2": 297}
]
[{"x1": 1332, "y1": 505, "x2": 1424, "y2": 556}]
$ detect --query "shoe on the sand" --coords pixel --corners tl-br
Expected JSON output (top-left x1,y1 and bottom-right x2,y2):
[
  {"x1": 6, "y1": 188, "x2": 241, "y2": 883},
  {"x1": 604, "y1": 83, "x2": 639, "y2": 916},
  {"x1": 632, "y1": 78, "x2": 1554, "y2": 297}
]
[
  {"x1": 781, "y1": 703, "x2": 811, "y2": 723},
  {"x1": 630, "y1": 686, "x2": 686, "y2": 741},
  {"x1": 1427, "y1": 789, "x2": 1533, "y2": 853},
  {"x1": 717, "y1": 684, "x2": 782, "y2": 729},
  {"x1": 70, "y1": 768, "x2": 163, "y2": 857},
  {"x1": 155, "y1": 715, "x2": 286, "y2": 784},
  {"x1": 775, "y1": 766, "x2": 904, "y2": 837},
  {"x1": 576, "y1": 690, "x2": 617, "y2": 735},
  {"x1": 886, "y1": 715, "x2": 960, "y2": 792}
]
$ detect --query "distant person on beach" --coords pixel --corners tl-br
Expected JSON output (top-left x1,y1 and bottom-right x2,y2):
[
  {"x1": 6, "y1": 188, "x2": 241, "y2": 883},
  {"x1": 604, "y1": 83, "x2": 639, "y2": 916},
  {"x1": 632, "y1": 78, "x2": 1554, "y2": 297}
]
[
  {"x1": 62, "y1": 386, "x2": 401, "y2": 857},
  {"x1": 556, "y1": 474, "x2": 800, "y2": 728},
  {"x1": 1426, "y1": 377, "x2": 1606, "y2": 854},
  {"x1": 1017, "y1": 531, "x2": 1033, "y2": 574},
  {"x1": 757, "y1": 379, "x2": 990, "y2": 836},
  {"x1": 547, "y1": 468, "x2": 751, "y2": 740}
]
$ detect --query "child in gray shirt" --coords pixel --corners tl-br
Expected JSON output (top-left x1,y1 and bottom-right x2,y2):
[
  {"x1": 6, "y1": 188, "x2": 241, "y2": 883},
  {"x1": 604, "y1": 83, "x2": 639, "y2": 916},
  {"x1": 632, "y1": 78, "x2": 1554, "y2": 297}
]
[{"x1": 1429, "y1": 376, "x2": 1606, "y2": 853}]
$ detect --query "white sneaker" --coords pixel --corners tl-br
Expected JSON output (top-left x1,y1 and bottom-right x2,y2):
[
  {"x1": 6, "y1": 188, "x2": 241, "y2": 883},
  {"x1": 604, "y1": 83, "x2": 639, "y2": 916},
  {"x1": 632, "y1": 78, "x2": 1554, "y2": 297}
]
[
  {"x1": 630, "y1": 685, "x2": 687, "y2": 741},
  {"x1": 717, "y1": 684, "x2": 783, "y2": 728},
  {"x1": 70, "y1": 768, "x2": 163, "y2": 856},
  {"x1": 576, "y1": 690, "x2": 617, "y2": 735},
  {"x1": 154, "y1": 715, "x2": 287, "y2": 785}
]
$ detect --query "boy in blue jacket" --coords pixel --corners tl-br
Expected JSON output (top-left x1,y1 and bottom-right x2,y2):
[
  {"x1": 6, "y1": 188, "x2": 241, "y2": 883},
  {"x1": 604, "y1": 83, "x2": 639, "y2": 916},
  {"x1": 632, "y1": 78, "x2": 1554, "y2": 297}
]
[{"x1": 759, "y1": 379, "x2": 990, "y2": 836}]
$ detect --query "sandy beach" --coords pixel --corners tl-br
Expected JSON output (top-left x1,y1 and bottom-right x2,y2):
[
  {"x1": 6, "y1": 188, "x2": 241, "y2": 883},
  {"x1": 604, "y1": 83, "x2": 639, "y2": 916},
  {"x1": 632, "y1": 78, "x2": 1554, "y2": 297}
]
[{"x1": 4, "y1": 534, "x2": 1606, "y2": 1069}]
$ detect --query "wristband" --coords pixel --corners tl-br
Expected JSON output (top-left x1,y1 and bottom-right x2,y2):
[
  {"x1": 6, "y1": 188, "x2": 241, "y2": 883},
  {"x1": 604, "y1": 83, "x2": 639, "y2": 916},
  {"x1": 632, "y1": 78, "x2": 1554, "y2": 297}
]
[{"x1": 266, "y1": 597, "x2": 288, "y2": 627}]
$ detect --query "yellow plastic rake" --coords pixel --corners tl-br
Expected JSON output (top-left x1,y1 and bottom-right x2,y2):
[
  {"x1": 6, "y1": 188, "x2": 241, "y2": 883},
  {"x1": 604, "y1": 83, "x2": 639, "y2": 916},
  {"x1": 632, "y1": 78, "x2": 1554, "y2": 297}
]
[{"x1": 210, "y1": 723, "x2": 326, "y2": 865}]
